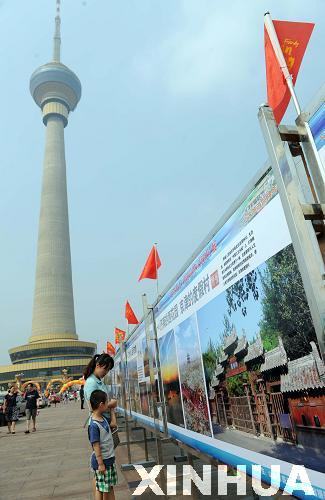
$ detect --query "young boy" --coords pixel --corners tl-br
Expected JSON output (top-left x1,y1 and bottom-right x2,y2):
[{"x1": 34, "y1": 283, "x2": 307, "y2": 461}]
[{"x1": 88, "y1": 390, "x2": 118, "y2": 500}]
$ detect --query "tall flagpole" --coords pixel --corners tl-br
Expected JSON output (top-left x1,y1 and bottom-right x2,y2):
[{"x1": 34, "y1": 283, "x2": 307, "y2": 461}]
[
  {"x1": 150, "y1": 305, "x2": 169, "y2": 436},
  {"x1": 125, "y1": 321, "x2": 132, "y2": 412},
  {"x1": 154, "y1": 242, "x2": 159, "y2": 298},
  {"x1": 151, "y1": 244, "x2": 168, "y2": 434},
  {"x1": 264, "y1": 12, "x2": 325, "y2": 186}
]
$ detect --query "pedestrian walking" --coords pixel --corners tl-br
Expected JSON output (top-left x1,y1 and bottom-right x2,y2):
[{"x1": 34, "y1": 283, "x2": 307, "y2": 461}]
[
  {"x1": 80, "y1": 384, "x2": 85, "y2": 410},
  {"x1": 84, "y1": 353, "x2": 117, "y2": 428},
  {"x1": 51, "y1": 394, "x2": 58, "y2": 407},
  {"x1": 88, "y1": 390, "x2": 117, "y2": 500},
  {"x1": 24, "y1": 383, "x2": 40, "y2": 434},
  {"x1": 4, "y1": 385, "x2": 20, "y2": 434}
]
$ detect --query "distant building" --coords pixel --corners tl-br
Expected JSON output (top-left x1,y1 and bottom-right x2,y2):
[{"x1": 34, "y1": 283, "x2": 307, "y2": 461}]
[{"x1": 0, "y1": 1, "x2": 95, "y2": 388}]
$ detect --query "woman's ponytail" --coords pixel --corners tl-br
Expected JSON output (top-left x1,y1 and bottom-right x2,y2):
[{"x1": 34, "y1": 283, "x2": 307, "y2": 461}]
[{"x1": 83, "y1": 354, "x2": 100, "y2": 380}]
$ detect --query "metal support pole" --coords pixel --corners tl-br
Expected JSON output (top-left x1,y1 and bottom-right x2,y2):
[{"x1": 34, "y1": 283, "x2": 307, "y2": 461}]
[
  {"x1": 120, "y1": 341, "x2": 132, "y2": 464},
  {"x1": 296, "y1": 89, "x2": 325, "y2": 203},
  {"x1": 149, "y1": 305, "x2": 169, "y2": 436},
  {"x1": 142, "y1": 294, "x2": 164, "y2": 465},
  {"x1": 143, "y1": 428, "x2": 149, "y2": 462},
  {"x1": 259, "y1": 105, "x2": 325, "y2": 360}
]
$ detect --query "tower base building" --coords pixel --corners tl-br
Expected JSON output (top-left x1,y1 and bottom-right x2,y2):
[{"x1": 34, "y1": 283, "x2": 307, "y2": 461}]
[{"x1": 0, "y1": 339, "x2": 96, "y2": 388}]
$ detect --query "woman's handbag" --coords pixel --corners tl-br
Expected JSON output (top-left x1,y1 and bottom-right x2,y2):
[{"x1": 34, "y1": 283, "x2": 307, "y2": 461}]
[{"x1": 112, "y1": 428, "x2": 120, "y2": 448}]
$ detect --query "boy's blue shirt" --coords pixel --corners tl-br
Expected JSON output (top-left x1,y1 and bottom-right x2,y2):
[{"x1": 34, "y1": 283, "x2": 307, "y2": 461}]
[{"x1": 88, "y1": 416, "x2": 115, "y2": 470}]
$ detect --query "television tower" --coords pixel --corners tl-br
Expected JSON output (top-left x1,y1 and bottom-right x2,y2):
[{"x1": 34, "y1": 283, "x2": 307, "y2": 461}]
[
  {"x1": 29, "y1": 0, "x2": 81, "y2": 343},
  {"x1": 1, "y1": 0, "x2": 95, "y2": 386}
]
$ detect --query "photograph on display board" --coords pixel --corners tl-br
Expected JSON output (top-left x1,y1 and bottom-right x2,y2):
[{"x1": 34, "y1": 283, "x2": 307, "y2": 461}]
[
  {"x1": 158, "y1": 329, "x2": 185, "y2": 427},
  {"x1": 197, "y1": 243, "x2": 320, "y2": 441},
  {"x1": 111, "y1": 163, "x2": 325, "y2": 469},
  {"x1": 174, "y1": 314, "x2": 212, "y2": 436},
  {"x1": 142, "y1": 334, "x2": 156, "y2": 378},
  {"x1": 127, "y1": 357, "x2": 141, "y2": 413},
  {"x1": 139, "y1": 381, "x2": 150, "y2": 416}
]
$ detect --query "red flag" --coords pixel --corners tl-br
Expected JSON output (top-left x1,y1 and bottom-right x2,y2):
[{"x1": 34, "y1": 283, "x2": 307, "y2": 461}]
[
  {"x1": 138, "y1": 245, "x2": 161, "y2": 281},
  {"x1": 264, "y1": 18, "x2": 314, "y2": 124},
  {"x1": 106, "y1": 341, "x2": 116, "y2": 356},
  {"x1": 114, "y1": 327, "x2": 126, "y2": 344},
  {"x1": 125, "y1": 301, "x2": 139, "y2": 324}
]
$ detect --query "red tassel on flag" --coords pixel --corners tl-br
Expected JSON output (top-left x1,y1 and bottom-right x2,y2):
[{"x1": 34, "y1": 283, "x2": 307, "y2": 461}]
[
  {"x1": 115, "y1": 327, "x2": 126, "y2": 344},
  {"x1": 138, "y1": 245, "x2": 161, "y2": 281},
  {"x1": 125, "y1": 301, "x2": 139, "y2": 325},
  {"x1": 264, "y1": 18, "x2": 314, "y2": 124}
]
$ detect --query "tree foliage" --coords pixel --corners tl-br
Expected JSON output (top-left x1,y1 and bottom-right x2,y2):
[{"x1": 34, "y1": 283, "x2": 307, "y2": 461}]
[
  {"x1": 221, "y1": 314, "x2": 235, "y2": 342},
  {"x1": 226, "y1": 270, "x2": 259, "y2": 317},
  {"x1": 259, "y1": 244, "x2": 317, "y2": 359},
  {"x1": 202, "y1": 338, "x2": 221, "y2": 387},
  {"x1": 227, "y1": 372, "x2": 248, "y2": 396}
]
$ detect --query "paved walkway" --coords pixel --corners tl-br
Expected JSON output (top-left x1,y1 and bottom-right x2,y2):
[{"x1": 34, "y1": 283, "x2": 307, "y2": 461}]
[
  {"x1": 0, "y1": 404, "x2": 288, "y2": 499},
  {"x1": 0, "y1": 402, "x2": 131, "y2": 500}
]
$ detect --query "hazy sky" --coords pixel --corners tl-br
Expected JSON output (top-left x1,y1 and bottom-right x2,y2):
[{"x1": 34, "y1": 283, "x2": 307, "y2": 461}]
[{"x1": 0, "y1": 0, "x2": 324, "y2": 364}]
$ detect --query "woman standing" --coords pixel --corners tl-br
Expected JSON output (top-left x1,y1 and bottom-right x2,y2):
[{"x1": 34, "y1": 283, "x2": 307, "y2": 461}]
[
  {"x1": 4, "y1": 385, "x2": 20, "y2": 434},
  {"x1": 84, "y1": 353, "x2": 117, "y2": 428}
]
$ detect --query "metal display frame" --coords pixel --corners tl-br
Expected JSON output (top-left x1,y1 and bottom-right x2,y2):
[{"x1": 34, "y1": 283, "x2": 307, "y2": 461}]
[
  {"x1": 113, "y1": 87, "x2": 325, "y2": 498},
  {"x1": 258, "y1": 85, "x2": 325, "y2": 360}
]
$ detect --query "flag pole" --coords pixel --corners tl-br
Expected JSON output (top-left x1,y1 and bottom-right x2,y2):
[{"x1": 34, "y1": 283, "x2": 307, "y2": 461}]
[
  {"x1": 142, "y1": 293, "x2": 164, "y2": 464},
  {"x1": 150, "y1": 305, "x2": 169, "y2": 436},
  {"x1": 264, "y1": 12, "x2": 325, "y2": 183},
  {"x1": 125, "y1": 321, "x2": 132, "y2": 412},
  {"x1": 264, "y1": 12, "x2": 301, "y2": 115},
  {"x1": 154, "y1": 242, "x2": 159, "y2": 299}
]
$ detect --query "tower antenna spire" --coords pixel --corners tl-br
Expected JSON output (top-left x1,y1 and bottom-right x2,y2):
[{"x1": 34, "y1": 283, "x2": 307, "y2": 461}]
[{"x1": 53, "y1": 0, "x2": 61, "y2": 62}]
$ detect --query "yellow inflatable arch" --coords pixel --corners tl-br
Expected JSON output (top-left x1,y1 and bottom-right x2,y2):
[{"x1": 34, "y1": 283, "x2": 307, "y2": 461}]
[
  {"x1": 44, "y1": 379, "x2": 65, "y2": 397},
  {"x1": 59, "y1": 379, "x2": 85, "y2": 394},
  {"x1": 21, "y1": 381, "x2": 41, "y2": 392}
]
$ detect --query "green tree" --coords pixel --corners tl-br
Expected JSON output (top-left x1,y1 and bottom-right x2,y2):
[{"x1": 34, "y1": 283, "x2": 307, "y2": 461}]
[
  {"x1": 227, "y1": 372, "x2": 248, "y2": 396},
  {"x1": 259, "y1": 244, "x2": 317, "y2": 359},
  {"x1": 226, "y1": 269, "x2": 259, "y2": 317},
  {"x1": 221, "y1": 314, "x2": 235, "y2": 342},
  {"x1": 202, "y1": 338, "x2": 221, "y2": 387},
  {"x1": 259, "y1": 325, "x2": 279, "y2": 352}
]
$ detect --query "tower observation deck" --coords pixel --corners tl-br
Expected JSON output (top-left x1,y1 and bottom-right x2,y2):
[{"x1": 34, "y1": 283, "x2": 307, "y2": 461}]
[{"x1": 0, "y1": 1, "x2": 95, "y2": 386}]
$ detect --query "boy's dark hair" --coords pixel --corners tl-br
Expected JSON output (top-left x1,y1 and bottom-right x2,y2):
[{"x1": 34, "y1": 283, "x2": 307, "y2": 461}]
[{"x1": 90, "y1": 390, "x2": 108, "y2": 410}]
